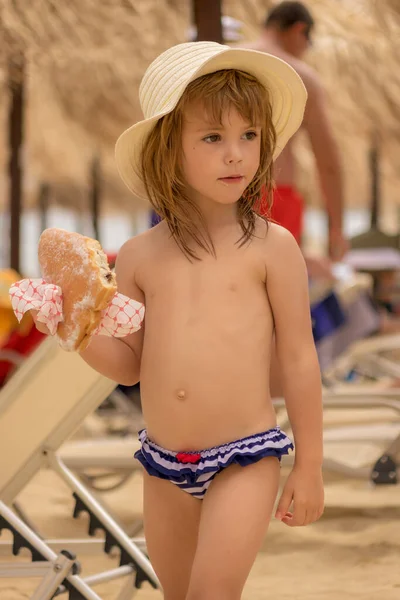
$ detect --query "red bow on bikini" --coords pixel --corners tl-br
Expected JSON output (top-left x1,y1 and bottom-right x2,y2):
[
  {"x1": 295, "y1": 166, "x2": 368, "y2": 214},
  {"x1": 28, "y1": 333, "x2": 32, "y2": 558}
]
[{"x1": 176, "y1": 453, "x2": 201, "y2": 464}]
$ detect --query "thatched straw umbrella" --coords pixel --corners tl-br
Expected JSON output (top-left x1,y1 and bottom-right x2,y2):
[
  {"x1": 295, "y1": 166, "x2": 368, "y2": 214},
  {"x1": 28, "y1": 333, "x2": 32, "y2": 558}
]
[
  {"x1": 0, "y1": 0, "x2": 190, "y2": 212},
  {"x1": 0, "y1": 1, "x2": 191, "y2": 269},
  {"x1": 0, "y1": 1, "x2": 399, "y2": 266}
]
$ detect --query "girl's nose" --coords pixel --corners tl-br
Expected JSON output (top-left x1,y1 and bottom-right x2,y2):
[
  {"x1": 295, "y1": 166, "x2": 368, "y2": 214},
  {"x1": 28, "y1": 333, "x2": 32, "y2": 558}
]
[{"x1": 224, "y1": 143, "x2": 243, "y2": 165}]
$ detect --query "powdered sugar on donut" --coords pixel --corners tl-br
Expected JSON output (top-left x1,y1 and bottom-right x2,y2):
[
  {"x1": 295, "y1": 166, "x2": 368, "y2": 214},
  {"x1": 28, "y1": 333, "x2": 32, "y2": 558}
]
[{"x1": 38, "y1": 228, "x2": 117, "y2": 351}]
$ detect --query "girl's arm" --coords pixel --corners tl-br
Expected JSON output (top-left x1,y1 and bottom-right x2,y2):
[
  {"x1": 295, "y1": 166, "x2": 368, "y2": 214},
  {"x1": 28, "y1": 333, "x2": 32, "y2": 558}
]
[
  {"x1": 264, "y1": 224, "x2": 323, "y2": 468},
  {"x1": 33, "y1": 238, "x2": 145, "y2": 387},
  {"x1": 79, "y1": 238, "x2": 145, "y2": 385},
  {"x1": 78, "y1": 335, "x2": 141, "y2": 386}
]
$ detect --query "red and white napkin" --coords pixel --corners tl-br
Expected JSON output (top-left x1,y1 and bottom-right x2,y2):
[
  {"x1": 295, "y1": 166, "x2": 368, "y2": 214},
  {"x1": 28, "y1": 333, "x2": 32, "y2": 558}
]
[{"x1": 9, "y1": 278, "x2": 145, "y2": 340}]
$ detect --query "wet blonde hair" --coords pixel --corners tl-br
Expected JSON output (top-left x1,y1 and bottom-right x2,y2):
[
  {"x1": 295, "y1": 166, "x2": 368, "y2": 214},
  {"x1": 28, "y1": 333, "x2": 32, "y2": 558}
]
[{"x1": 141, "y1": 69, "x2": 276, "y2": 260}]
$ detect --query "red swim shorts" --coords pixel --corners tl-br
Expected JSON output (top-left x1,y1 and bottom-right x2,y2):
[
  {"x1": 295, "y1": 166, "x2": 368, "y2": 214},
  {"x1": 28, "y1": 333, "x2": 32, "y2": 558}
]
[{"x1": 256, "y1": 185, "x2": 304, "y2": 244}]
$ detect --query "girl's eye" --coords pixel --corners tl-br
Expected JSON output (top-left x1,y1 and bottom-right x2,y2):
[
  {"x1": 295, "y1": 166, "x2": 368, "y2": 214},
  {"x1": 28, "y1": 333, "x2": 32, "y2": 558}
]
[
  {"x1": 203, "y1": 134, "x2": 221, "y2": 143},
  {"x1": 243, "y1": 131, "x2": 257, "y2": 141}
]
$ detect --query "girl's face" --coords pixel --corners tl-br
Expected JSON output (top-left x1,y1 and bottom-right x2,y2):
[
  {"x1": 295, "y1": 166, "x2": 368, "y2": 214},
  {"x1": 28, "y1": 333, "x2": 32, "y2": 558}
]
[{"x1": 181, "y1": 101, "x2": 261, "y2": 210}]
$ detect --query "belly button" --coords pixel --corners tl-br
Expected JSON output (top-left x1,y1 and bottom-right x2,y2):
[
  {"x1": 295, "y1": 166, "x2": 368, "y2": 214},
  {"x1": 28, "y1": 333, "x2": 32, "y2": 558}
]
[{"x1": 177, "y1": 389, "x2": 186, "y2": 401}]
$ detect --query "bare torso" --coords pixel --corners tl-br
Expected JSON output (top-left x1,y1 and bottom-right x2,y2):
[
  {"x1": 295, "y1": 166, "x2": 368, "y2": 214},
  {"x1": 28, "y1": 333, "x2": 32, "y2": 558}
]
[
  {"x1": 273, "y1": 149, "x2": 295, "y2": 186},
  {"x1": 134, "y1": 219, "x2": 276, "y2": 451}
]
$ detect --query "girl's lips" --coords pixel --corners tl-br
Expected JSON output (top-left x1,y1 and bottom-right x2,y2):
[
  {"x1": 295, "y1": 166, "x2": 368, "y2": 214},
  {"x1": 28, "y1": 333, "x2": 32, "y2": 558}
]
[{"x1": 218, "y1": 176, "x2": 244, "y2": 184}]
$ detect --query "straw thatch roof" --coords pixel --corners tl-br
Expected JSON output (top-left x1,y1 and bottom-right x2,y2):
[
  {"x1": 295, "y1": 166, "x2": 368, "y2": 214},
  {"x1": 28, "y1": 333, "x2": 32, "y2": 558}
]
[
  {"x1": 0, "y1": 0, "x2": 399, "y2": 215},
  {"x1": 0, "y1": 0, "x2": 190, "y2": 212}
]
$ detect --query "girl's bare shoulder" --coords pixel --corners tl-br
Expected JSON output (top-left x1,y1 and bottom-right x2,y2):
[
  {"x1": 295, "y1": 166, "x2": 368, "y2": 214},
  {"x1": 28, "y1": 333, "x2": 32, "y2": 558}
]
[
  {"x1": 118, "y1": 220, "x2": 168, "y2": 256},
  {"x1": 253, "y1": 217, "x2": 295, "y2": 247}
]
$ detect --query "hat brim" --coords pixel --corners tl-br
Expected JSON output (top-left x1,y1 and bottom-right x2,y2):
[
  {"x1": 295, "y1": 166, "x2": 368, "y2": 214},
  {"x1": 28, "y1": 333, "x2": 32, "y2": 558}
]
[{"x1": 115, "y1": 47, "x2": 307, "y2": 200}]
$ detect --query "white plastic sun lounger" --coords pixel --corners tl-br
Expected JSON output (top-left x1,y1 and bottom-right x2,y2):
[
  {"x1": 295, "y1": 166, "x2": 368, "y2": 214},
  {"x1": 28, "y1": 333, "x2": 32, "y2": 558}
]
[
  {"x1": 311, "y1": 268, "x2": 400, "y2": 384},
  {"x1": 0, "y1": 336, "x2": 160, "y2": 599},
  {"x1": 274, "y1": 389, "x2": 400, "y2": 485}
]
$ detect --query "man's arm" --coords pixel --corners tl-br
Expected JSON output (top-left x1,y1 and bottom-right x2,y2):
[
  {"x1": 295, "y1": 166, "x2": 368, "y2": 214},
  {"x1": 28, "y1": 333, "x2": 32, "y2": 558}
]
[{"x1": 302, "y1": 70, "x2": 346, "y2": 259}]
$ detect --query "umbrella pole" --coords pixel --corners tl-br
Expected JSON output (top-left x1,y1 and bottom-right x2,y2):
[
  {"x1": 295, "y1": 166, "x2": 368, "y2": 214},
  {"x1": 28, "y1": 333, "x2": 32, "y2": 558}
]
[
  {"x1": 90, "y1": 154, "x2": 101, "y2": 243},
  {"x1": 192, "y1": 0, "x2": 223, "y2": 43},
  {"x1": 8, "y1": 54, "x2": 25, "y2": 273},
  {"x1": 38, "y1": 182, "x2": 50, "y2": 234},
  {"x1": 369, "y1": 141, "x2": 380, "y2": 229}
]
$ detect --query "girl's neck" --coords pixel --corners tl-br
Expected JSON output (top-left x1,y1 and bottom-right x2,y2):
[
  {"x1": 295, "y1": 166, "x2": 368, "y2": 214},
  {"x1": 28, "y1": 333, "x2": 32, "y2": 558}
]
[{"x1": 190, "y1": 194, "x2": 239, "y2": 234}]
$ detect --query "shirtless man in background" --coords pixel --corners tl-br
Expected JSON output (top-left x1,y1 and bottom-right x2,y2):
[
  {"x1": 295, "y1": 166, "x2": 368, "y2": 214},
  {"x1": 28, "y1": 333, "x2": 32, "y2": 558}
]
[
  {"x1": 237, "y1": 2, "x2": 348, "y2": 394},
  {"x1": 238, "y1": 1, "x2": 347, "y2": 263}
]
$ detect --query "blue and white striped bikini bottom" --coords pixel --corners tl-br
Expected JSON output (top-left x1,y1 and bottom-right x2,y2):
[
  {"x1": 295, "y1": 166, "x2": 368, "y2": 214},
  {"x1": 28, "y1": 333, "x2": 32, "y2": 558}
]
[{"x1": 134, "y1": 427, "x2": 294, "y2": 500}]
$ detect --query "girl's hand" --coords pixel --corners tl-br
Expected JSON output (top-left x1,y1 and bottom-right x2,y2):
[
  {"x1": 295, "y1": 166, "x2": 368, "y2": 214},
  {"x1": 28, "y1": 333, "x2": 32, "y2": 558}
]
[
  {"x1": 275, "y1": 464, "x2": 324, "y2": 526},
  {"x1": 30, "y1": 310, "x2": 52, "y2": 336}
]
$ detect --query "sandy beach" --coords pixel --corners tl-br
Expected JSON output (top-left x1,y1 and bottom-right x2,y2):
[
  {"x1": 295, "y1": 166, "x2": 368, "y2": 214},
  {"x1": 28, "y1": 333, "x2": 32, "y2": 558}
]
[
  {"x1": 1, "y1": 0, "x2": 400, "y2": 597},
  {"x1": 1, "y1": 448, "x2": 399, "y2": 600}
]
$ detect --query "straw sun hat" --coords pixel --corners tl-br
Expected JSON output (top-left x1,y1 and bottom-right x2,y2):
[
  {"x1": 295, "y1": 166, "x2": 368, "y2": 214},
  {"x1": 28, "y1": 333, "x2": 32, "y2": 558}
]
[{"x1": 115, "y1": 41, "x2": 307, "y2": 200}]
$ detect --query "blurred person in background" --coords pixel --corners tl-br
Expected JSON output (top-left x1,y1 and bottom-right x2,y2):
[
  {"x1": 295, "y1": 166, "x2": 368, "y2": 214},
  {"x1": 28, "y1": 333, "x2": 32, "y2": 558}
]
[{"x1": 238, "y1": 1, "x2": 348, "y2": 264}]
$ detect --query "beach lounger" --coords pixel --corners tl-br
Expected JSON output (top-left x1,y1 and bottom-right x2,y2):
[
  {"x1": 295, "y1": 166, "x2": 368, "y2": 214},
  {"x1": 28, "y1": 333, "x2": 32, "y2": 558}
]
[
  {"x1": 0, "y1": 336, "x2": 160, "y2": 598},
  {"x1": 274, "y1": 389, "x2": 400, "y2": 484},
  {"x1": 309, "y1": 267, "x2": 400, "y2": 387},
  {"x1": 271, "y1": 272, "x2": 400, "y2": 485}
]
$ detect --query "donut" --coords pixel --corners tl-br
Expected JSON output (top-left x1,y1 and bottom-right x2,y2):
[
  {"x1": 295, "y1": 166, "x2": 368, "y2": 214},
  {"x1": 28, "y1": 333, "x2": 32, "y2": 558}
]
[{"x1": 38, "y1": 228, "x2": 117, "y2": 351}]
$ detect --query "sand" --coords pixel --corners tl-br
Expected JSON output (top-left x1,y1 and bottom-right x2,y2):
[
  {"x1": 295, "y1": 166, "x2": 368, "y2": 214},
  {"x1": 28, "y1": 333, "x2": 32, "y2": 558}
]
[
  {"x1": 1, "y1": 402, "x2": 400, "y2": 599},
  {"x1": 1, "y1": 460, "x2": 399, "y2": 600}
]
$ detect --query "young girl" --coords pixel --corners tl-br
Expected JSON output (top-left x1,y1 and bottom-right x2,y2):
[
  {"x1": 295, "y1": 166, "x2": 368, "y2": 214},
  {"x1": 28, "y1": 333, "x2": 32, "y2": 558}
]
[{"x1": 36, "y1": 42, "x2": 324, "y2": 600}]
